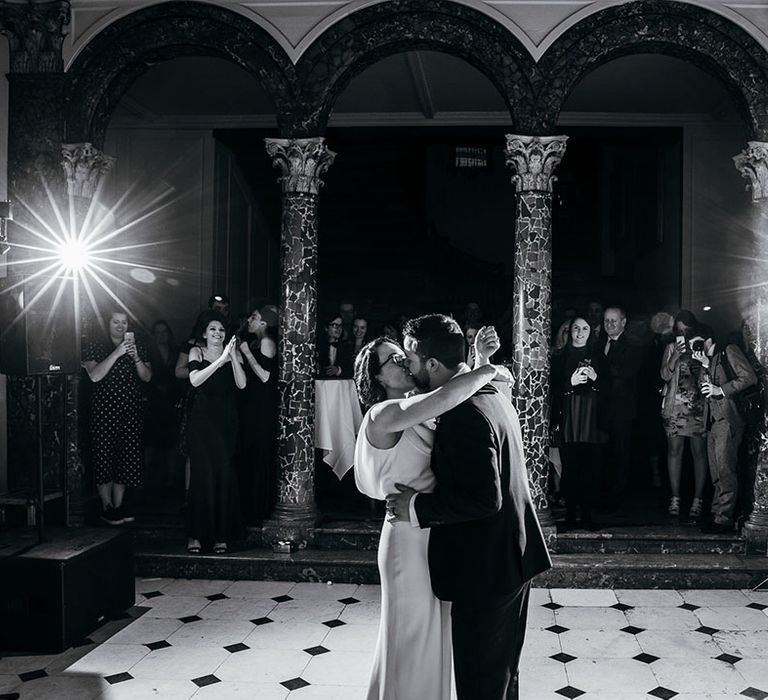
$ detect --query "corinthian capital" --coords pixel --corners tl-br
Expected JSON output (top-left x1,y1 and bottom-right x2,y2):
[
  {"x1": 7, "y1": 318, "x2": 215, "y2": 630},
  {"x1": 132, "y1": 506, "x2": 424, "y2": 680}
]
[
  {"x1": 264, "y1": 137, "x2": 336, "y2": 196},
  {"x1": 733, "y1": 141, "x2": 768, "y2": 202},
  {"x1": 504, "y1": 135, "x2": 568, "y2": 193},
  {"x1": 61, "y1": 143, "x2": 116, "y2": 200},
  {"x1": 0, "y1": 0, "x2": 70, "y2": 73}
]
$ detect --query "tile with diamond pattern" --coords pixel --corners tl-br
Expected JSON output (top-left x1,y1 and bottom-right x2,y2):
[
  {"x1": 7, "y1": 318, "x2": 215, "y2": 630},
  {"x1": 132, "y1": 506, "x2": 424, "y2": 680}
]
[
  {"x1": 546, "y1": 624, "x2": 569, "y2": 634},
  {"x1": 338, "y1": 597, "x2": 360, "y2": 605},
  {"x1": 323, "y1": 619, "x2": 346, "y2": 628},
  {"x1": 746, "y1": 602, "x2": 768, "y2": 611},
  {"x1": 550, "y1": 652, "x2": 576, "y2": 663},
  {"x1": 272, "y1": 595, "x2": 293, "y2": 603},
  {"x1": 19, "y1": 670, "x2": 47, "y2": 682},
  {"x1": 649, "y1": 687, "x2": 678, "y2": 699},
  {"x1": 224, "y1": 643, "x2": 250, "y2": 653},
  {"x1": 542, "y1": 602, "x2": 563, "y2": 610},
  {"x1": 678, "y1": 602, "x2": 699, "y2": 611},
  {"x1": 304, "y1": 646, "x2": 330, "y2": 656},
  {"x1": 178, "y1": 615, "x2": 202, "y2": 624},
  {"x1": 145, "y1": 640, "x2": 172, "y2": 651},
  {"x1": 611, "y1": 602, "x2": 634, "y2": 611},
  {"x1": 250, "y1": 617, "x2": 274, "y2": 626},
  {"x1": 634, "y1": 653, "x2": 659, "y2": 664},
  {"x1": 695, "y1": 625, "x2": 719, "y2": 635},
  {"x1": 741, "y1": 688, "x2": 768, "y2": 700},
  {"x1": 105, "y1": 672, "x2": 133, "y2": 685},
  {"x1": 206, "y1": 593, "x2": 229, "y2": 602},
  {"x1": 142, "y1": 591, "x2": 164, "y2": 599},
  {"x1": 192, "y1": 675, "x2": 221, "y2": 688},
  {"x1": 555, "y1": 685, "x2": 585, "y2": 698},
  {"x1": 281, "y1": 678, "x2": 310, "y2": 691},
  {"x1": 716, "y1": 652, "x2": 742, "y2": 664},
  {"x1": 621, "y1": 625, "x2": 645, "y2": 635}
]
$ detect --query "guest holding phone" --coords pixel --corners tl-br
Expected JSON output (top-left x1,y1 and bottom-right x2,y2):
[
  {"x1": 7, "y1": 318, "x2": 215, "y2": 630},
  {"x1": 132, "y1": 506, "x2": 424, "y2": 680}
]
[
  {"x1": 550, "y1": 316, "x2": 605, "y2": 529},
  {"x1": 660, "y1": 310, "x2": 708, "y2": 519},
  {"x1": 83, "y1": 310, "x2": 151, "y2": 525}
]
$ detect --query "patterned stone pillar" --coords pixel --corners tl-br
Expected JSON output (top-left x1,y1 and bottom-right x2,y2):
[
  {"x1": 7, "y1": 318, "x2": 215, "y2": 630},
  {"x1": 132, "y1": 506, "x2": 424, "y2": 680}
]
[
  {"x1": 505, "y1": 134, "x2": 568, "y2": 549},
  {"x1": 60, "y1": 143, "x2": 116, "y2": 520},
  {"x1": 735, "y1": 143, "x2": 768, "y2": 554},
  {"x1": 262, "y1": 137, "x2": 335, "y2": 550}
]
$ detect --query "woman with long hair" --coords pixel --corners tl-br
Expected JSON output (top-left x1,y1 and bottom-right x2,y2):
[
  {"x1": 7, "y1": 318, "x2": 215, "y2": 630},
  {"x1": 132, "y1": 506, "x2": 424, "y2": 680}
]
[
  {"x1": 238, "y1": 305, "x2": 279, "y2": 524},
  {"x1": 186, "y1": 310, "x2": 246, "y2": 554},
  {"x1": 353, "y1": 328, "x2": 504, "y2": 700},
  {"x1": 550, "y1": 316, "x2": 605, "y2": 529}
]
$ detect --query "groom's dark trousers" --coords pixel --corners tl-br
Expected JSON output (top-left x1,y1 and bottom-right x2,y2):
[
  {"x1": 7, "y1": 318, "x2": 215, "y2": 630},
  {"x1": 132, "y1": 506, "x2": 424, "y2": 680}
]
[{"x1": 414, "y1": 384, "x2": 551, "y2": 700}]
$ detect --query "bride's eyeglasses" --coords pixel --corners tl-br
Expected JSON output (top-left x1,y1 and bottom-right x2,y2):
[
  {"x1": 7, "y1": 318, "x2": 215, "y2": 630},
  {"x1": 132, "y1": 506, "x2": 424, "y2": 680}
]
[{"x1": 380, "y1": 352, "x2": 406, "y2": 369}]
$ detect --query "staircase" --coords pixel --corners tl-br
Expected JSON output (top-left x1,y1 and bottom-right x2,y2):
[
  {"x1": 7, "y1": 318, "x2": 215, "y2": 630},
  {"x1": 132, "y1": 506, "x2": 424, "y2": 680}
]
[{"x1": 133, "y1": 518, "x2": 768, "y2": 590}]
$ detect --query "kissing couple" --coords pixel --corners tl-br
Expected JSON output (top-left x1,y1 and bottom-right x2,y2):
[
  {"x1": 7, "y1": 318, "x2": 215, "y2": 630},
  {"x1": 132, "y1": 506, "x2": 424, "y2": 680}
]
[{"x1": 353, "y1": 314, "x2": 552, "y2": 700}]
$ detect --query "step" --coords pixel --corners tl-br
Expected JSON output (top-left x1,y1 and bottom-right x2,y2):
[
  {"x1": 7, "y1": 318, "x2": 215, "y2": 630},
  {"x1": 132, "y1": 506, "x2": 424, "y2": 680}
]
[{"x1": 134, "y1": 543, "x2": 768, "y2": 590}]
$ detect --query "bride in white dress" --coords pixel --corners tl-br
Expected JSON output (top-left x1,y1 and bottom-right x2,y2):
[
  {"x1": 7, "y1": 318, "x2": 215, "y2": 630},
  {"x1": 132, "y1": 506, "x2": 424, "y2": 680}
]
[{"x1": 353, "y1": 330, "x2": 502, "y2": 700}]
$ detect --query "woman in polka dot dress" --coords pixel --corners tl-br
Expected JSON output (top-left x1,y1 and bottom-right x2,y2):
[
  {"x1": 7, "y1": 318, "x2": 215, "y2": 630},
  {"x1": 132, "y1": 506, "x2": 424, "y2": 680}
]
[
  {"x1": 83, "y1": 310, "x2": 152, "y2": 525},
  {"x1": 186, "y1": 311, "x2": 247, "y2": 554}
]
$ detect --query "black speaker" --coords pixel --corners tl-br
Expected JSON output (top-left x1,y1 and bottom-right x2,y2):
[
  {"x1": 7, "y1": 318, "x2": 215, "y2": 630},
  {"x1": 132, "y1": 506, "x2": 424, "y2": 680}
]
[
  {"x1": 0, "y1": 274, "x2": 80, "y2": 375},
  {"x1": 0, "y1": 528, "x2": 135, "y2": 652}
]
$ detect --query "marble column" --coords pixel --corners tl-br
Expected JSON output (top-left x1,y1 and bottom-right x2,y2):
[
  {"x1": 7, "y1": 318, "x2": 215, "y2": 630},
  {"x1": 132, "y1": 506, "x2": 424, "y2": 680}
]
[
  {"x1": 261, "y1": 137, "x2": 335, "y2": 550},
  {"x1": 1, "y1": 2, "x2": 71, "y2": 511},
  {"x1": 734, "y1": 142, "x2": 768, "y2": 554},
  {"x1": 505, "y1": 134, "x2": 568, "y2": 551},
  {"x1": 59, "y1": 143, "x2": 116, "y2": 519}
]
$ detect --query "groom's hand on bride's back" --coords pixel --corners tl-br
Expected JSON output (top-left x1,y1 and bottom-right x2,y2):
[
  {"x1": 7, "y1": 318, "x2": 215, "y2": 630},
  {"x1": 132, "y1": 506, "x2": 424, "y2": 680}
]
[{"x1": 385, "y1": 483, "x2": 416, "y2": 522}]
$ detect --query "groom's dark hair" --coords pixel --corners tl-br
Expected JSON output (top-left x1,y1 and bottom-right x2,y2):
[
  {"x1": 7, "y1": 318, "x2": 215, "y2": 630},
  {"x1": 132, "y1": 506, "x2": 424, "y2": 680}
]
[{"x1": 403, "y1": 314, "x2": 465, "y2": 369}]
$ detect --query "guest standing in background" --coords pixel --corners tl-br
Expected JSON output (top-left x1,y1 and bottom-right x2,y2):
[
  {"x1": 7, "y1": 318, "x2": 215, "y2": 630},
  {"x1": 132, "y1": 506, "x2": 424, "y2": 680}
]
[
  {"x1": 145, "y1": 320, "x2": 181, "y2": 491},
  {"x1": 349, "y1": 315, "x2": 371, "y2": 360},
  {"x1": 661, "y1": 310, "x2": 709, "y2": 519},
  {"x1": 317, "y1": 313, "x2": 353, "y2": 378},
  {"x1": 186, "y1": 311, "x2": 246, "y2": 554},
  {"x1": 238, "y1": 306, "x2": 279, "y2": 524},
  {"x1": 83, "y1": 309, "x2": 152, "y2": 525}
]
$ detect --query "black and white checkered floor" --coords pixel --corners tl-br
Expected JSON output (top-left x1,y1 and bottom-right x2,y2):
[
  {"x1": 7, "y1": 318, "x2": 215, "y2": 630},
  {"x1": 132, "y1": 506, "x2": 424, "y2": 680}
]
[{"x1": 1, "y1": 579, "x2": 767, "y2": 699}]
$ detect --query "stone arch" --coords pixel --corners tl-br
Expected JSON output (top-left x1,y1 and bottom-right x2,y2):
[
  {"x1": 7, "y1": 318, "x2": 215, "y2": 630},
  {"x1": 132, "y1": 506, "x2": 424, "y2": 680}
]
[
  {"x1": 294, "y1": 0, "x2": 538, "y2": 136},
  {"x1": 536, "y1": 0, "x2": 768, "y2": 139},
  {"x1": 64, "y1": 1, "x2": 297, "y2": 146}
]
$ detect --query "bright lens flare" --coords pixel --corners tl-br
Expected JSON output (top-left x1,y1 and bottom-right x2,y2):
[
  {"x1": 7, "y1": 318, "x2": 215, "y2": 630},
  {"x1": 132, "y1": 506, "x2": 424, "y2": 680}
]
[{"x1": 57, "y1": 238, "x2": 93, "y2": 272}]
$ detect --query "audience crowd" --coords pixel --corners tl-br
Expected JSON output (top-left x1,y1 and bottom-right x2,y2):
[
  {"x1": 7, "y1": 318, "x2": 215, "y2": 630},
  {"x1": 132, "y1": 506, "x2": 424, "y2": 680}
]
[{"x1": 81, "y1": 293, "x2": 764, "y2": 551}]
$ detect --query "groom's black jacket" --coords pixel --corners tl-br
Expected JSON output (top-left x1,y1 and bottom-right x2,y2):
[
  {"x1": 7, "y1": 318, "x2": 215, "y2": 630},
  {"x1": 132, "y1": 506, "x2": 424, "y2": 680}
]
[{"x1": 414, "y1": 383, "x2": 552, "y2": 602}]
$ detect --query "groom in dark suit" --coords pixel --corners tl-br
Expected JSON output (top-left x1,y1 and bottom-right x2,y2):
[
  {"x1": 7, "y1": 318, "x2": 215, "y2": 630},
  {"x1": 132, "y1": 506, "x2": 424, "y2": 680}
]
[{"x1": 386, "y1": 314, "x2": 552, "y2": 699}]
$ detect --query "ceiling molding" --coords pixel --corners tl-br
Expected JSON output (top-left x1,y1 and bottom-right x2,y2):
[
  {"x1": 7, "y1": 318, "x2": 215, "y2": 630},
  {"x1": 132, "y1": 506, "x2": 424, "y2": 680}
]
[{"x1": 107, "y1": 109, "x2": 742, "y2": 131}]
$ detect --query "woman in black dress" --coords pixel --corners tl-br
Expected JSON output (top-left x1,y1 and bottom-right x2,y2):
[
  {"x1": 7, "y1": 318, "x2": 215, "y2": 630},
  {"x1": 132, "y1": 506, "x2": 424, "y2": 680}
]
[
  {"x1": 186, "y1": 311, "x2": 246, "y2": 554},
  {"x1": 550, "y1": 316, "x2": 605, "y2": 530},
  {"x1": 83, "y1": 310, "x2": 152, "y2": 525},
  {"x1": 238, "y1": 305, "x2": 279, "y2": 524}
]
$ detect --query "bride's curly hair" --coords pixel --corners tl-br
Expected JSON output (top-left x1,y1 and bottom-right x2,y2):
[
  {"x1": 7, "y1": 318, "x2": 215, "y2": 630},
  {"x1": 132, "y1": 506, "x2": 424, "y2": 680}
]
[{"x1": 354, "y1": 337, "x2": 395, "y2": 412}]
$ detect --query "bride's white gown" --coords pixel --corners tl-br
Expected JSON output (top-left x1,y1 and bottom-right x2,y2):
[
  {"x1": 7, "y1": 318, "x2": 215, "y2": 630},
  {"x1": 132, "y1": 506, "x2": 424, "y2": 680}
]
[{"x1": 354, "y1": 411, "x2": 453, "y2": 700}]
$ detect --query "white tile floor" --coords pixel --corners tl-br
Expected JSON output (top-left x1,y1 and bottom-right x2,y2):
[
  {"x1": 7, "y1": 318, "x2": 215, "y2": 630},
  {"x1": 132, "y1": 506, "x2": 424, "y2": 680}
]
[{"x1": 1, "y1": 579, "x2": 767, "y2": 699}]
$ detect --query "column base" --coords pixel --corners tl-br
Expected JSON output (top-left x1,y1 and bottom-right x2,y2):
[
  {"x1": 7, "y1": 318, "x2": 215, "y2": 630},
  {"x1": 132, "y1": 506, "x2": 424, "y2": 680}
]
[
  {"x1": 743, "y1": 520, "x2": 768, "y2": 555},
  {"x1": 537, "y1": 507, "x2": 558, "y2": 554},
  {"x1": 262, "y1": 503, "x2": 317, "y2": 552}
]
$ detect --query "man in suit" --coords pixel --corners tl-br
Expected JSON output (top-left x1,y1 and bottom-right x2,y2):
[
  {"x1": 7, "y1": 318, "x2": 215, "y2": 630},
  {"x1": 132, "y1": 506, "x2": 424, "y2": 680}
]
[
  {"x1": 602, "y1": 306, "x2": 643, "y2": 507},
  {"x1": 386, "y1": 314, "x2": 552, "y2": 699}
]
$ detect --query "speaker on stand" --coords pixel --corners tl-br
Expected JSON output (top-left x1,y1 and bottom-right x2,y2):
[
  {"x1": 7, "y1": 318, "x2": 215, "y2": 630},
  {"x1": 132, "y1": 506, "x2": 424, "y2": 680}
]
[{"x1": 0, "y1": 273, "x2": 80, "y2": 543}]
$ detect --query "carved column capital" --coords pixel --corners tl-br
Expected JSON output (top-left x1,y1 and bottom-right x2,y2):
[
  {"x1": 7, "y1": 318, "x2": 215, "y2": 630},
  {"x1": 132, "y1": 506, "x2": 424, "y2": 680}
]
[
  {"x1": 0, "y1": 0, "x2": 70, "y2": 73},
  {"x1": 264, "y1": 137, "x2": 336, "y2": 196},
  {"x1": 733, "y1": 141, "x2": 768, "y2": 202},
  {"x1": 504, "y1": 134, "x2": 568, "y2": 193},
  {"x1": 61, "y1": 142, "x2": 115, "y2": 200}
]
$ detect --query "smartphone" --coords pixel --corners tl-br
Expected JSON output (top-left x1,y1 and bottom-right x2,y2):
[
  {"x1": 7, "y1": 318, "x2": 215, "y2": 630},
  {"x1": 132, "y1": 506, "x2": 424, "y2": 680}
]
[
  {"x1": 577, "y1": 358, "x2": 592, "y2": 368},
  {"x1": 675, "y1": 335, "x2": 687, "y2": 351},
  {"x1": 124, "y1": 331, "x2": 134, "y2": 344}
]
